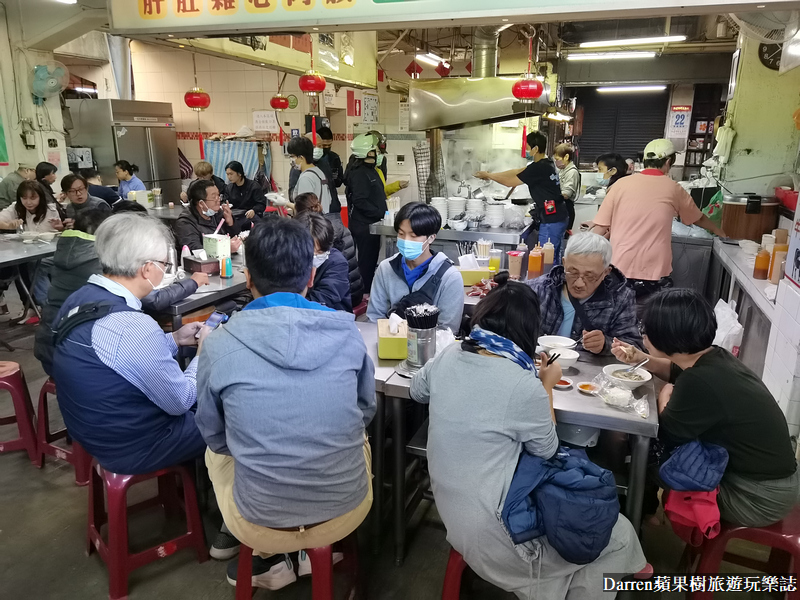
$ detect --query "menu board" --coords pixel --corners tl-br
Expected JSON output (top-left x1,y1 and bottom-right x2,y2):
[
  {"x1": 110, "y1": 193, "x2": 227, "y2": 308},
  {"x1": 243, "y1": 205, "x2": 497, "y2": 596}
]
[{"x1": 252, "y1": 110, "x2": 280, "y2": 133}]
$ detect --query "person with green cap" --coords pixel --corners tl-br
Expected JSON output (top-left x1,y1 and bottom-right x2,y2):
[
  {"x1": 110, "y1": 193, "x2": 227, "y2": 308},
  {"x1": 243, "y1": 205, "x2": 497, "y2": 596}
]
[
  {"x1": 0, "y1": 163, "x2": 36, "y2": 210},
  {"x1": 344, "y1": 134, "x2": 388, "y2": 291}
]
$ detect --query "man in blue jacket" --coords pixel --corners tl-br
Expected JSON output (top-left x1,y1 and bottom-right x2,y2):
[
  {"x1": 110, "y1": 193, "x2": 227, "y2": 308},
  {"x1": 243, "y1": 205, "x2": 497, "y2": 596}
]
[{"x1": 196, "y1": 218, "x2": 376, "y2": 591}]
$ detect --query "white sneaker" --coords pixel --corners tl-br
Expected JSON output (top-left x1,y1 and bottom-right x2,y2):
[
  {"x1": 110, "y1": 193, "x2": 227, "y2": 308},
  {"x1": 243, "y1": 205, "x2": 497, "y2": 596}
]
[
  {"x1": 227, "y1": 553, "x2": 297, "y2": 590},
  {"x1": 297, "y1": 550, "x2": 344, "y2": 577}
]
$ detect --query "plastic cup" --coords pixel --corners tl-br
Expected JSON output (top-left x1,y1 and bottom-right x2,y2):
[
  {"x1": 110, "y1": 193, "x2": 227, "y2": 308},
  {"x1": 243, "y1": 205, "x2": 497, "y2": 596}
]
[
  {"x1": 507, "y1": 252, "x2": 523, "y2": 279},
  {"x1": 489, "y1": 249, "x2": 502, "y2": 271}
]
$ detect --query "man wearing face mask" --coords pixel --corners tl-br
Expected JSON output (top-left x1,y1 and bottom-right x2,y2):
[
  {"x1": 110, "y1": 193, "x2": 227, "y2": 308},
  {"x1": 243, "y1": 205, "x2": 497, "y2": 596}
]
[
  {"x1": 367, "y1": 202, "x2": 464, "y2": 333},
  {"x1": 288, "y1": 136, "x2": 333, "y2": 213},
  {"x1": 295, "y1": 211, "x2": 351, "y2": 312},
  {"x1": 50, "y1": 213, "x2": 210, "y2": 476},
  {"x1": 174, "y1": 180, "x2": 243, "y2": 252},
  {"x1": 345, "y1": 134, "x2": 389, "y2": 291}
]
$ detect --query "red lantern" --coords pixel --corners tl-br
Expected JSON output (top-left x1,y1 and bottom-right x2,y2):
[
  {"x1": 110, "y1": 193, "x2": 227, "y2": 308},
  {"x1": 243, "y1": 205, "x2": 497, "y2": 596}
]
[
  {"x1": 270, "y1": 94, "x2": 289, "y2": 111},
  {"x1": 405, "y1": 60, "x2": 423, "y2": 79},
  {"x1": 512, "y1": 74, "x2": 544, "y2": 103},
  {"x1": 299, "y1": 70, "x2": 326, "y2": 96},
  {"x1": 184, "y1": 87, "x2": 211, "y2": 112},
  {"x1": 435, "y1": 61, "x2": 452, "y2": 78}
]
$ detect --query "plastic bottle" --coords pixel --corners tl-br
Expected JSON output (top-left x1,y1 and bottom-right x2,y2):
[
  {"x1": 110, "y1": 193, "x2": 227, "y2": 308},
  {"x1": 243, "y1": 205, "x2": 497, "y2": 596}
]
[
  {"x1": 769, "y1": 243, "x2": 789, "y2": 281},
  {"x1": 543, "y1": 238, "x2": 555, "y2": 268},
  {"x1": 180, "y1": 245, "x2": 191, "y2": 269},
  {"x1": 753, "y1": 247, "x2": 770, "y2": 280},
  {"x1": 528, "y1": 245, "x2": 544, "y2": 279},
  {"x1": 221, "y1": 257, "x2": 234, "y2": 279}
]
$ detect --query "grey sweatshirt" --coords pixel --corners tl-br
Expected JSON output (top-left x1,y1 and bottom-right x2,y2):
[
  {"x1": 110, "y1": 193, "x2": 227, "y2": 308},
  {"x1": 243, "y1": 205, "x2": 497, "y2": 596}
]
[
  {"x1": 195, "y1": 300, "x2": 376, "y2": 528},
  {"x1": 366, "y1": 252, "x2": 465, "y2": 332}
]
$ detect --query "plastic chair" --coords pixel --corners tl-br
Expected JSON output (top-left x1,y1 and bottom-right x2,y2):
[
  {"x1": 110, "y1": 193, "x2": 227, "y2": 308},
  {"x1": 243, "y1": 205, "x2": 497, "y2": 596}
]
[
  {"x1": 86, "y1": 461, "x2": 209, "y2": 600},
  {"x1": 352, "y1": 300, "x2": 368, "y2": 317},
  {"x1": 35, "y1": 378, "x2": 92, "y2": 485},
  {"x1": 692, "y1": 505, "x2": 800, "y2": 600},
  {"x1": 236, "y1": 532, "x2": 360, "y2": 600},
  {"x1": 0, "y1": 362, "x2": 38, "y2": 464},
  {"x1": 441, "y1": 547, "x2": 468, "y2": 600}
]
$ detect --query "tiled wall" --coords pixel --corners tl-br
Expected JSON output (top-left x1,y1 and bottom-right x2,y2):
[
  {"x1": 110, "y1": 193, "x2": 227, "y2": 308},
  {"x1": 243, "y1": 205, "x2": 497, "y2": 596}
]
[{"x1": 763, "y1": 279, "x2": 800, "y2": 436}]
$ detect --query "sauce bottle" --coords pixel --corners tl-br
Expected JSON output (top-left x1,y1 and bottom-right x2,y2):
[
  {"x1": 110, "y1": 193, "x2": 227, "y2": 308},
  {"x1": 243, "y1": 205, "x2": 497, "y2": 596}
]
[
  {"x1": 528, "y1": 245, "x2": 544, "y2": 279},
  {"x1": 543, "y1": 238, "x2": 555, "y2": 269},
  {"x1": 753, "y1": 247, "x2": 770, "y2": 280}
]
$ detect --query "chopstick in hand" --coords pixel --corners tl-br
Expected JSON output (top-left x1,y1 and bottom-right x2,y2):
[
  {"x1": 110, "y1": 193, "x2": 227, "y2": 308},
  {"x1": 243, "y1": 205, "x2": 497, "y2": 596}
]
[{"x1": 546, "y1": 353, "x2": 560, "y2": 366}]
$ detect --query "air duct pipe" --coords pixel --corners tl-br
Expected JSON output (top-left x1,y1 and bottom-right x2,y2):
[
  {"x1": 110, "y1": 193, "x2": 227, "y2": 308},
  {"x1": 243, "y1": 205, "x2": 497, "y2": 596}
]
[{"x1": 472, "y1": 26, "x2": 502, "y2": 78}]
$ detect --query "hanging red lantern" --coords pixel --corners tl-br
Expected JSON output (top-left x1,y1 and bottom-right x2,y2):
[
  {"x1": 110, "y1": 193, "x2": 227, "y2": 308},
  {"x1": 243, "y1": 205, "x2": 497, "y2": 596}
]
[
  {"x1": 435, "y1": 61, "x2": 452, "y2": 78},
  {"x1": 405, "y1": 60, "x2": 423, "y2": 79},
  {"x1": 184, "y1": 87, "x2": 211, "y2": 112},
  {"x1": 512, "y1": 73, "x2": 544, "y2": 103},
  {"x1": 270, "y1": 94, "x2": 289, "y2": 111},
  {"x1": 299, "y1": 70, "x2": 326, "y2": 96}
]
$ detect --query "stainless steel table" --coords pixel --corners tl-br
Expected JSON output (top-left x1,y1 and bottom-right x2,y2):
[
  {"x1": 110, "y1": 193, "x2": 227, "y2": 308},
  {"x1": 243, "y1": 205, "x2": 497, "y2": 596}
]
[
  {"x1": 382, "y1": 351, "x2": 659, "y2": 565},
  {"x1": 0, "y1": 237, "x2": 57, "y2": 268},
  {"x1": 151, "y1": 206, "x2": 184, "y2": 221}
]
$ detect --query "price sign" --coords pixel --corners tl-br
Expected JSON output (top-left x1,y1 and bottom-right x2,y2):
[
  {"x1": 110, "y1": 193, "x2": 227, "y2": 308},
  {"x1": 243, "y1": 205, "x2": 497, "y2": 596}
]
[{"x1": 252, "y1": 110, "x2": 280, "y2": 133}]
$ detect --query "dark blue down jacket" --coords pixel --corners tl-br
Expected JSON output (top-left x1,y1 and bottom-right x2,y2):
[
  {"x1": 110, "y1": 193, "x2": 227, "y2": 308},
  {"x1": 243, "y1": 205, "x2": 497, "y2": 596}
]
[
  {"x1": 501, "y1": 447, "x2": 619, "y2": 565},
  {"x1": 659, "y1": 440, "x2": 729, "y2": 492}
]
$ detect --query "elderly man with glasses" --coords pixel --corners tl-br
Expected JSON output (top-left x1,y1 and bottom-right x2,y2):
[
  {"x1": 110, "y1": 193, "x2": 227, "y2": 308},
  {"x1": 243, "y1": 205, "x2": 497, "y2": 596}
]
[
  {"x1": 61, "y1": 173, "x2": 110, "y2": 229},
  {"x1": 527, "y1": 232, "x2": 642, "y2": 355},
  {"x1": 51, "y1": 213, "x2": 208, "y2": 475}
]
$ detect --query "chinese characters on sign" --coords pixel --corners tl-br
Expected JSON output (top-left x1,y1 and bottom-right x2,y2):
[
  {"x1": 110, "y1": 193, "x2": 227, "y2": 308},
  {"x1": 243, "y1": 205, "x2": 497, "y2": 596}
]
[
  {"x1": 252, "y1": 110, "x2": 280, "y2": 133},
  {"x1": 602, "y1": 575, "x2": 797, "y2": 594},
  {"x1": 140, "y1": 0, "x2": 357, "y2": 17}
]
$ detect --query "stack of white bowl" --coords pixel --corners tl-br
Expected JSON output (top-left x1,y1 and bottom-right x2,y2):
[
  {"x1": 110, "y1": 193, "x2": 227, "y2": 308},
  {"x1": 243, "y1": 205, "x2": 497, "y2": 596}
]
[
  {"x1": 485, "y1": 203, "x2": 506, "y2": 228},
  {"x1": 447, "y1": 197, "x2": 467, "y2": 220},
  {"x1": 466, "y1": 198, "x2": 485, "y2": 217},
  {"x1": 431, "y1": 198, "x2": 448, "y2": 224}
]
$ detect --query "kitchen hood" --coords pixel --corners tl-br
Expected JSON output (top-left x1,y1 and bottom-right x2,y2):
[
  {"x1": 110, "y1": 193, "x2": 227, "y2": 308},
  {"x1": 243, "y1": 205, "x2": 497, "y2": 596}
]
[{"x1": 408, "y1": 76, "x2": 552, "y2": 131}]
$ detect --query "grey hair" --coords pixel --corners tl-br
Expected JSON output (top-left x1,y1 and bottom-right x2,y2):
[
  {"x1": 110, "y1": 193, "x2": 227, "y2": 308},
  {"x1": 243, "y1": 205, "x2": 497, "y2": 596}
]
[
  {"x1": 95, "y1": 213, "x2": 172, "y2": 278},
  {"x1": 563, "y1": 232, "x2": 612, "y2": 269}
]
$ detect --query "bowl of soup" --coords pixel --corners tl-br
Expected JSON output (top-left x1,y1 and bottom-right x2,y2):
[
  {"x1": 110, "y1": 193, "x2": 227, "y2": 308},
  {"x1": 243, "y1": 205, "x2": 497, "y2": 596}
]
[{"x1": 603, "y1": 364, "x2": 652, "y2": 390}]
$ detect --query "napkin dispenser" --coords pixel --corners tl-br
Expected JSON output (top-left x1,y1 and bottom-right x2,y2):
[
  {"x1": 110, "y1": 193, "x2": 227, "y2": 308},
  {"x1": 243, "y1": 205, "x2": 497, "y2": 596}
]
[
  {"x1": 377, "y1": 319, "x2": 408, "y2": 360},
  {"x1": 183, "y1": 256, "x2": 220, "y2": 275}
]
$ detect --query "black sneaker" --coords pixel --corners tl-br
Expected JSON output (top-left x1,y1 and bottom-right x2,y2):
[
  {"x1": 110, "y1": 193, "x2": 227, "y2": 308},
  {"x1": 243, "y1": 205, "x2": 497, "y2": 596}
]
[
  {"x1": 226, "y1": 553, "x2": 297, "y2": 590},
  {"x1": 210, "y1": 524, "x2": 240, "y2": 560}
]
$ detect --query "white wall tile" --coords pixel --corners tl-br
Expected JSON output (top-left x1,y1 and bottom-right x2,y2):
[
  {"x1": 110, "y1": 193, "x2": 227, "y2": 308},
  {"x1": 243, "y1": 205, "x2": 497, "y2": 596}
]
[
  {"x1": 786, "y1": 399, "x2": 800, "y2": 427},
  {"x1": 194, "y1": 53, "x2": 210, "y2": 72},
  {"x1": 228, "y1": 91, "x2": 247, "y2": 113},
  {"x1": 763, "y1": 366, "x2": 780, "y2": 400},
  {"x1": 196, "y1": 72, "x2": 212, "y2": 93},
  {"x1": 244, "y1": 75, "x2": 263, "y2": 93},
  {"x1": 209, "y1": 56, "x2": 231, "y2": 72},
  {"x1": 211, "y1": 71, "x2": 229, "y2": 93},
  {"x1": 229, "y1": 72, "x2": 248, "y2": 93},
  {"x1": 785, "y1": 282, "x2": 800, "y2": 321},
  {"x1": 778, "y1": 280, "x2": 789, "y2": 307}
]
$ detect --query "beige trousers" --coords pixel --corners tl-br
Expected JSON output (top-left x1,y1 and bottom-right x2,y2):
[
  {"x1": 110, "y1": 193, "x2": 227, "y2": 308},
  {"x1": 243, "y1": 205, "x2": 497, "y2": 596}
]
[{"x1": 205, "y1": 441, "x2": 373, "y2": 557}]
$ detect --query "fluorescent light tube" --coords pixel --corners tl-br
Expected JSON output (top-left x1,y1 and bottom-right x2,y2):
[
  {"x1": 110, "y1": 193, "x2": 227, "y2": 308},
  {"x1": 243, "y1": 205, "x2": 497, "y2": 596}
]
[
  {"x1": 415, "y1": 54, "x2": 440, "y2": 67},
  {"x1": 580, "y1": 35, "x2": 686, "y2": 48},
  {"x1": 567, "y1": 52, "x2": 657, "y2": 61},
  {"x1": 597, "y1": 85, "x2": 667, "y2": 93},
  {"x1": 54, "y1": 0, "x2": 78, "y2": 3}
]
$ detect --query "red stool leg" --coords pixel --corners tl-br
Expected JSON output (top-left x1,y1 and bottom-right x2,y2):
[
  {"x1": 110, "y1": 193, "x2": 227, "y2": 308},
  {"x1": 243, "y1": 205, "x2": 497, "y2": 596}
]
[
  {"x1": 157, "y1": 472, "x2": 181, "y2": 519},
  {"x1": 442, "y1": 548, "x2": 468, "y2": 600},
  {"x1": 236, "y1": 545, "x2": 256, "y2": 600},
  {"x1": 306, "y1": 545, "x2": 335, "y2": 600},
  {"x1": 73, "y1": 442, "x2": 91, "y2": 487},
  {"x1": 87, "y1": 462, "x2": 106, "y2": 556},
  {"x1": 105, "y1": 470, "x2": 134, "y2": 600},
  {"x1": 35, "y1": 381, "x2": 50, "y2": 468},
  {"x1": 0, "y1": 365, "x2": 38, "y2": 464},
  {"x1": 176, "y1": 466, "x2": 209, "y2": 563},
  {"x1": 341, "y1": 532, "x2": 362, "y2": 600},
  {"x1": 691, "y1": 534, "x2": 731, "y2": 600}
]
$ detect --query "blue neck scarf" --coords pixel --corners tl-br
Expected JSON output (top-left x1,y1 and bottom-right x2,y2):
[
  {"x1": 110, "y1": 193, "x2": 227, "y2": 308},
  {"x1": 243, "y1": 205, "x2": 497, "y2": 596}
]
[{"x1": 468, "y1": 326, "x2": 538, "y2": 375}]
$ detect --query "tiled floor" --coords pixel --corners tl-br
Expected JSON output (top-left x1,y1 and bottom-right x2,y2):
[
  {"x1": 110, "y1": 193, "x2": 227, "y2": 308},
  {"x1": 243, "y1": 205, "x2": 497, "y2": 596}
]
[{"x1": 0, "y1": 291, "x2": 774, "y2": 599}]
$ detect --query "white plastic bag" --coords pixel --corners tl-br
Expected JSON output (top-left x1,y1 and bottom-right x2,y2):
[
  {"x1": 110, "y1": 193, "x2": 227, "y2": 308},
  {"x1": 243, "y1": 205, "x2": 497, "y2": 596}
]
[{"x1": 712, "y1": 299, "x2": 743, "y2": 357}]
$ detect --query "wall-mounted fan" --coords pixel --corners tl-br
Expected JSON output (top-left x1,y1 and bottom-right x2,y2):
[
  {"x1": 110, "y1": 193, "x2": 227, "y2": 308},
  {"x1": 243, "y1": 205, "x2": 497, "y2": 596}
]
[
  {"x1": 728, "y1": 11, "x2": 800, "y2": 44},
  {"x1": 29, "y1": 61, "x2": 70, "y2": 105}
]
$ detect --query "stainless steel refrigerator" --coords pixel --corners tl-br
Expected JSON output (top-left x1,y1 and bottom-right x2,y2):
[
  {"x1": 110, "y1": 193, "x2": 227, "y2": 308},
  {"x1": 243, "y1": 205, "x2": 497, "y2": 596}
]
[{"x1": 66, "y1": 99, "x2": 182, "y2": 200}]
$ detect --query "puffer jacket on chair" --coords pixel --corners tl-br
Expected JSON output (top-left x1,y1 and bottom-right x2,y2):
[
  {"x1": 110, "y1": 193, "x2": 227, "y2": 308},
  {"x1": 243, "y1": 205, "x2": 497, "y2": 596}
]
[{"x1": 326, "y1": 213, "x2": 364, "y2": 308}]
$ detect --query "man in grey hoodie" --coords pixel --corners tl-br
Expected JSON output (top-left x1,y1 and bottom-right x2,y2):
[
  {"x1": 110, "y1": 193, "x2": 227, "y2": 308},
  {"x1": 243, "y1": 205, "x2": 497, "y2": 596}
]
[{"x1": 196, "y1": 218, "x2": 376, "y2": 591}]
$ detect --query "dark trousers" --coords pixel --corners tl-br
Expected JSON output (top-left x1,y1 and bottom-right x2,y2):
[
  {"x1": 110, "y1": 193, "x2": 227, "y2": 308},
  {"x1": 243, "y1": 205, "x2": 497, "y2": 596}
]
[
  {"x1": 627, "y1": 276, "x2": 674, "y2": 320},
  {"x1": 350, "y1": 219, "x2": 381, "y2": 293},
  {"x1": 565, "y1": 199, "x2": 576, "y2": 231}
]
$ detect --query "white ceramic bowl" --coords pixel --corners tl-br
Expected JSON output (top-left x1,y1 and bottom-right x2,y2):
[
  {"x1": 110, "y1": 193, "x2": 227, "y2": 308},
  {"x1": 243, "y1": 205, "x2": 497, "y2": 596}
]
[
  {"x1": 550, "y1": 348, "x2": 579, "y2": 368},
  {"x1": 538, "y1": 335, "x2": 578, "y2": 352},
  {"x1": 38, "y1": 232, "x2": 56, "y2": 241},
  {"x1": 448, "y1": 219, "x2": 467, "y2": 231},
  {"x1": 21, "y1": 231, "x2": 38, "y2": 240},
  {"x1": 738, "y1": 240, "x2": 760, "y2": 256},
  {"x1": 603, "y1": 364, "x2": 652, "y2": 390}
]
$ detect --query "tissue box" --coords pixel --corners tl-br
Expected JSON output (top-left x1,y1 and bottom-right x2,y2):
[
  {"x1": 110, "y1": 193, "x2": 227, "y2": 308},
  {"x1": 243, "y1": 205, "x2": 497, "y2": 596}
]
[
  {"x1": 378, "y1": 319, "x2": 408, "y2": 360},
  {"x1": 457, "y1": 267, "x2": 494, "y2": 286},
  {"x1": 203, "y1": 234, "x2": 231, "y2": 259},
  {"x1": 134, "y1": 190, "x2": 152, "y2": 205},
  {"x1": 183, "y1": 256, "x2": 220, "y2": 275}
]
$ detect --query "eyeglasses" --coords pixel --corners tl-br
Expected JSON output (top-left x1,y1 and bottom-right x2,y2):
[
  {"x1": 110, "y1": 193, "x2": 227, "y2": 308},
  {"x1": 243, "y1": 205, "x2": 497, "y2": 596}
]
[
  {"x1": 148, "y1": 260, "x2": 174, "y2": 271},
  {"x1": 564, "y1": 270, "x2": 603, "y2": 284},
  {"x1": 67, "y1": 186, "x2": 87, "y2": 195}
]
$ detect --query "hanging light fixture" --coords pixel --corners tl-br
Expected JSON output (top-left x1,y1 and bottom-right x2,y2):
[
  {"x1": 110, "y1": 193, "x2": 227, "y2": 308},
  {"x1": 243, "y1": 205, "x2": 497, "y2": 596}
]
[
  {"x1": 270, "y1": 73, "x2": 290, "y2": 111},
  {"x1": 299, "y1": 56, "x2": 326, "y2": 97},
  {"x1": 184, "y1": 53, "x2": 211, "y2": 112},
  {"x1": 512, "y1": 38, "x2": 544, "y2": 103}
]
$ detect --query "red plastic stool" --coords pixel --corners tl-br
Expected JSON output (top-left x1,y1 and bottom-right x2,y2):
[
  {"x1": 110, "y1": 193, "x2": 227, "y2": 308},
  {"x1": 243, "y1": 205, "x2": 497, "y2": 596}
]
[
  {"x1": 0, "y1": 361, "x2": 38, "y2": 464},
  {"x1": 235, "y1": 532, "x2": 360, "y2": 600},
  {"x1": 441, "y1": 547, "x2": 468, "y2": 600},
  {"x1": 87, "y1": 461, "x2": 209, "y2": 600},
  {"x1": 35, "y1": 378, "x2": 92, "y2": 485},
  {"x1": 352, "y1": 300, "x2": 368, "y2": 317},
  {"x1": 692, "y1": 505, "x2": 800, "y2": 600}
]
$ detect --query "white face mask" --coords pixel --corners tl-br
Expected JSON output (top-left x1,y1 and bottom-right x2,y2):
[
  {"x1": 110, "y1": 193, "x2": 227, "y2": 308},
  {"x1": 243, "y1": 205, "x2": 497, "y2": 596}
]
[
  {"x1": 313, "y1": 147, "x2": 324, "y2": 161},
  {"x1": 146, "y1": 260, "x2": 166, "y2": 290},
  {"x1": 313, "y1": 251, "x2": 330, "y2": 268}
]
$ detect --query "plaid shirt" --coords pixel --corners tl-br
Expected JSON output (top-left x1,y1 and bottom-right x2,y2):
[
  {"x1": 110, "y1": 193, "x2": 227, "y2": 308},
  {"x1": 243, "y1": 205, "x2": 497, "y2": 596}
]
[{"x1": 527, "y1": 265, "x2": 643, "y2": 354}]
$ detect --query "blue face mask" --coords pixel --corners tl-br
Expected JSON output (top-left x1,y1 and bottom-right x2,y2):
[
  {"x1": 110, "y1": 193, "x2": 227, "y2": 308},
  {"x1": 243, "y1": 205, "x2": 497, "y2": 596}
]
[
  {"x1": 525, "y1": 152, "x2": 534, "y2": 161},
  {"x1": 397, "y1": 238, "x2": 427, "y2": 261},
  {"x1": 596, "y1": 172, "x2": 609, "y2": 186},
  {"x1": 376, "y1": 154, "x2": 385, "y2": 167},
  {"x1": 200, "y1": 201, "x2": 216, "y2": 217}
]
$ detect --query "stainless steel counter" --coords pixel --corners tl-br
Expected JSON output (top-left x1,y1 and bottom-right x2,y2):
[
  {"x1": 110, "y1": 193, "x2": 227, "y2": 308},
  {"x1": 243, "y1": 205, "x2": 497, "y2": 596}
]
[{"x1": 369, "y1": 223, "x2": 522, "y2": 245}]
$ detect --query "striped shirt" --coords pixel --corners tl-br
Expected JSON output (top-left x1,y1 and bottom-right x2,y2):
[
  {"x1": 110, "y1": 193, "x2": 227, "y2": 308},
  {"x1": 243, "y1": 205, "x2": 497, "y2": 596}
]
[{"x1": 87, "y1": 275, "x2": 198, "y2": 415}]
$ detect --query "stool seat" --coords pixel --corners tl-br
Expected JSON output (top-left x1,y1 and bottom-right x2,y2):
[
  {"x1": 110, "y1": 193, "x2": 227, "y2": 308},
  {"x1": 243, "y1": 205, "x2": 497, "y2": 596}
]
[
  {"x1": 691, "y1": 505, "x2": 800, "y2": 600},
  {"x1": 235, "y1": 532, "x2": 360, "y2": 600},
  {"x1": 0, "y1": 361, "x2": 37, "y2": 464},
  {"x1": 35, "y1": 378, "x2": 92, "y2": 485},
  {"x1": 87, "y1": 461, "x2": 208, "y2": 600}
]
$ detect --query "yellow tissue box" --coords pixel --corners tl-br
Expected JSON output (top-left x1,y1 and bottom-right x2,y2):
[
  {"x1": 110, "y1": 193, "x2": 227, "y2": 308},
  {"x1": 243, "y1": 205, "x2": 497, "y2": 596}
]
[
  {"x1": 203, "y1": 234, "x2": 231, "y2": 259},
  {"x1": 458, "y1": 267, "x2": 495, "y2": 286},
  {"x1": 378, "y1": 319, "x2": 408, "y2": 360}
]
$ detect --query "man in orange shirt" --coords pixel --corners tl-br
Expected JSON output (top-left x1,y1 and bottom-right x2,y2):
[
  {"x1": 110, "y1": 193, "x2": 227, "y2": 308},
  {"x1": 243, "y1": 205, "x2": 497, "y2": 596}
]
[{"x1": 590, "y1": 139, "x2": 724, "y2": 308}]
